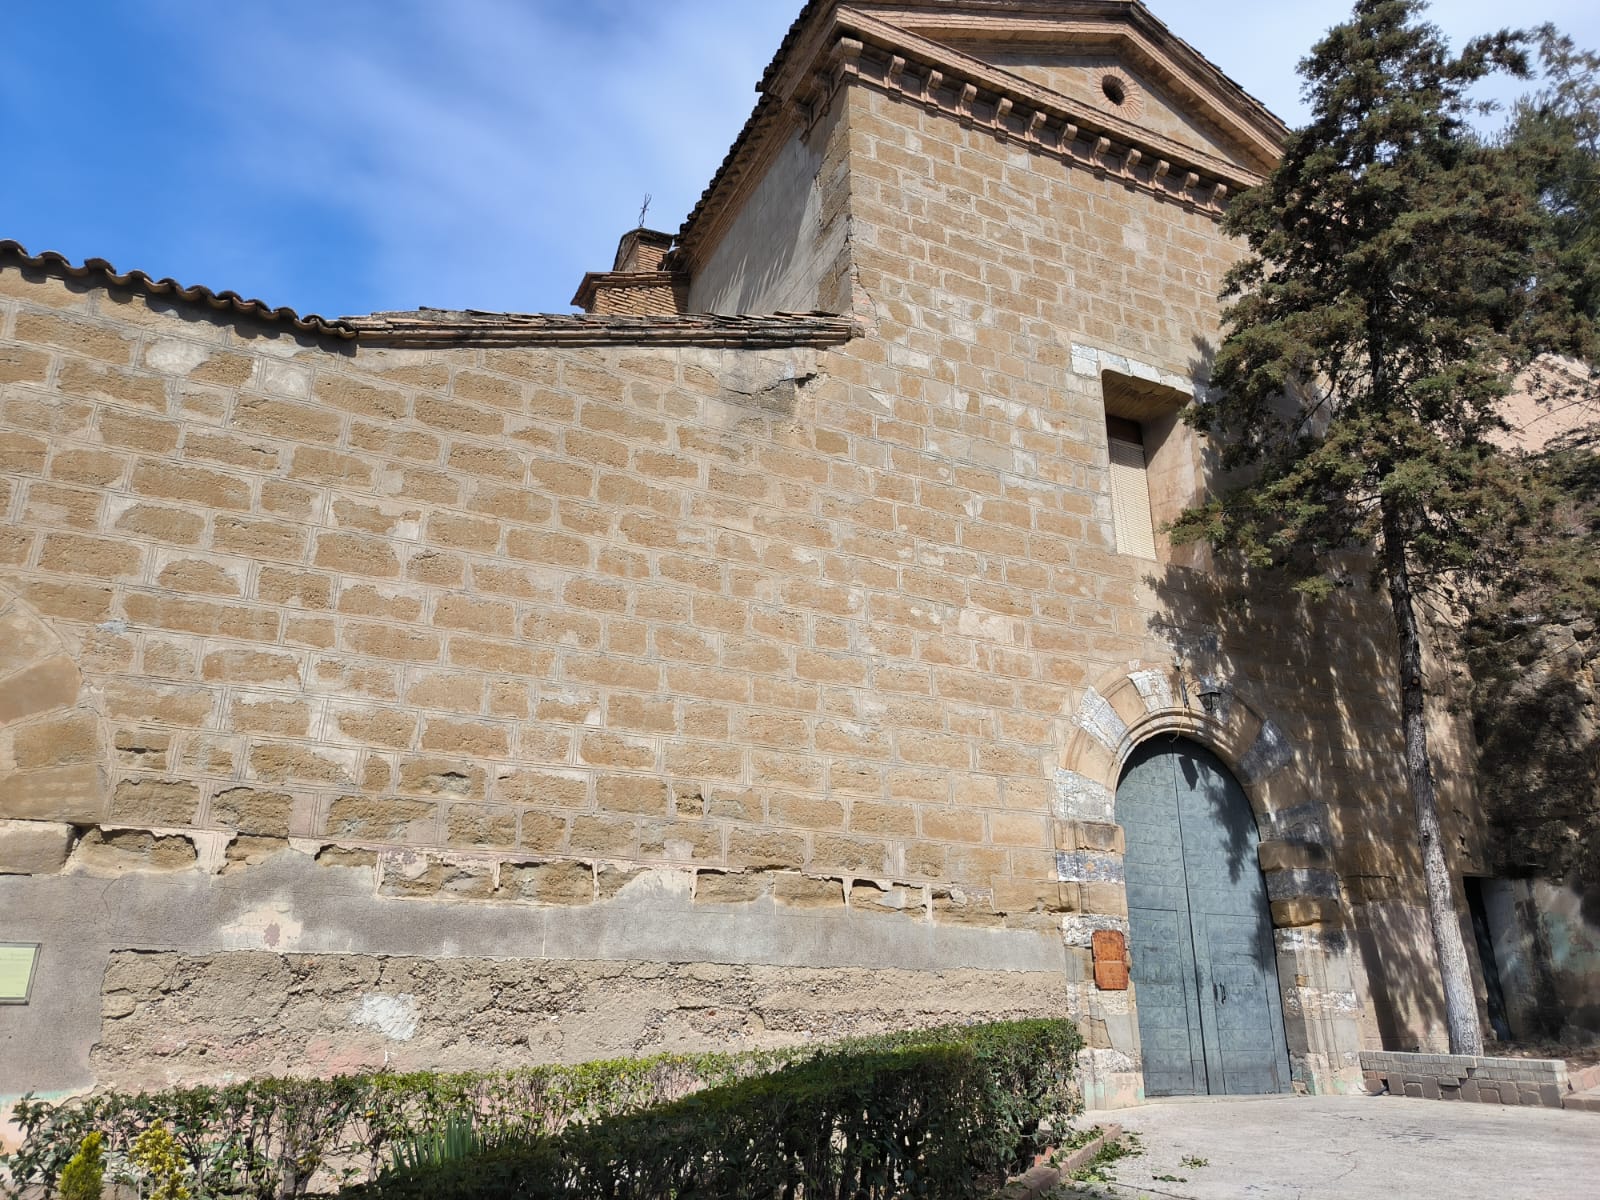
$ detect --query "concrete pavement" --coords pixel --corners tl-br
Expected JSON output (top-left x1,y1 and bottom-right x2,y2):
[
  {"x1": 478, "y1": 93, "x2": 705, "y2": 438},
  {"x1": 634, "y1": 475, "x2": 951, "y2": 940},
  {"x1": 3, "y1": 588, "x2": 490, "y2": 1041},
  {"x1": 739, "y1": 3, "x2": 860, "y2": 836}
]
[{"x1": 1057, "y1": 1093, "x2": 1600, "y2": 1200}]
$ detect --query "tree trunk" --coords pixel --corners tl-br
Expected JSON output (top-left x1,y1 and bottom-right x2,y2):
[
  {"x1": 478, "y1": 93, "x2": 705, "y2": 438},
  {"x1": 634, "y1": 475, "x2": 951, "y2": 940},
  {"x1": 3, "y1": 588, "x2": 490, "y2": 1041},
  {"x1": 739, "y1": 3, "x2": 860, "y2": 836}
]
[{"x1": 1381, "y1": 501, "x2": 1484, "y2": 1056}]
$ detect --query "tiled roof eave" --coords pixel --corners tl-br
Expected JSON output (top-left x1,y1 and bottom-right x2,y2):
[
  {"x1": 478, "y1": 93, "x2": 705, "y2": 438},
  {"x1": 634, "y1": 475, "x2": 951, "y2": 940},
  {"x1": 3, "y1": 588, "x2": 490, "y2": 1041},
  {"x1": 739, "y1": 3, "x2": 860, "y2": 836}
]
[
  {"x1": 345, "y1": 309, "x2": 860, "y2": 349},
  {"x1": 0, "y1": 240, "x2": 355, "y2": 339}
]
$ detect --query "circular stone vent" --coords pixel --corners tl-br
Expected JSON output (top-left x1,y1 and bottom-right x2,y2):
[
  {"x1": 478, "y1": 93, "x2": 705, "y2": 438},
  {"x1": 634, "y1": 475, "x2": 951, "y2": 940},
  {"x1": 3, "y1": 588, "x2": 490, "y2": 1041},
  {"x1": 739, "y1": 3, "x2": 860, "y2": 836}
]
[{"x1": 1095, "y1": 68, "x2": 1144, "y2": 119}]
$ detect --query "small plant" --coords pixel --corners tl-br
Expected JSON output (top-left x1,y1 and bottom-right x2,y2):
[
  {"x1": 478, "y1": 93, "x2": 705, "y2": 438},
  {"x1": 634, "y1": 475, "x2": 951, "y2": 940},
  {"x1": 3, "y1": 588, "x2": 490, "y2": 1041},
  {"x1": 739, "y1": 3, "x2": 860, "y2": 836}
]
[
  {"x1": 1180, "y1": 1154, "x2": 1210, "y2": 1169},
  {"x1": 57, "y1": 1131, "x2": 105, "y2": 1200},
  {"x1": 1045, "y1": 1123, "x2": 1106, "y2": 1166},
  {"x1": 383, "y1": 1118, "x2": 484, "y2": 1176},
  {"x1": 130, "y1": 1122, "x2": 190, "y2": 1200},
  {"x1": 1068, "y1": 1131, "x2": 1143, "y2": 1187}
]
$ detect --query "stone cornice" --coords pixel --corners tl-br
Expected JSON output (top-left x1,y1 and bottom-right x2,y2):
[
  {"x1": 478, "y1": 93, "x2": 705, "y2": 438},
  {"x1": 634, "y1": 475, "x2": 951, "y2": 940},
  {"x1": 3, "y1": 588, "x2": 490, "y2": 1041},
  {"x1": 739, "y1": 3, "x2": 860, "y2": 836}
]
[
  {"x1": 860, "y1": 1, "x2": 1286, "y2": 170},
  {"x1": 825, "y1": 12, "x2": 1266, "y2": 210}
]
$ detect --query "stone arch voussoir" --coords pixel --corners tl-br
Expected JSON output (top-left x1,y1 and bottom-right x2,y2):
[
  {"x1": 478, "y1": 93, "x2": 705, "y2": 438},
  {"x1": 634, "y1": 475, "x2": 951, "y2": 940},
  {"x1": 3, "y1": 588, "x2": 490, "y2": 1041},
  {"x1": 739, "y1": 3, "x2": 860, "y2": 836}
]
[{"x1": 1057, "y1": 661, "x2": 1321, "y2": 847}]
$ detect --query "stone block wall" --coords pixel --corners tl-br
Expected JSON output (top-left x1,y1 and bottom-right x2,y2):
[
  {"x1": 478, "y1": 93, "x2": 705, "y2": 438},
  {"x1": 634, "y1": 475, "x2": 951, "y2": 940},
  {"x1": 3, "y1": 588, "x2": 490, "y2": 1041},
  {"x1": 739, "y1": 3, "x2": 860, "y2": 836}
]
[
  {"x1": 822, "y1": 59, "x2": 1483, "y2": 1091},
  {"x1": 0, "y1": 21, "x2": 1501, "y2": 1109},
  {"x1": 0, "y1": 265, "x2": 1091, "y2": 925}
]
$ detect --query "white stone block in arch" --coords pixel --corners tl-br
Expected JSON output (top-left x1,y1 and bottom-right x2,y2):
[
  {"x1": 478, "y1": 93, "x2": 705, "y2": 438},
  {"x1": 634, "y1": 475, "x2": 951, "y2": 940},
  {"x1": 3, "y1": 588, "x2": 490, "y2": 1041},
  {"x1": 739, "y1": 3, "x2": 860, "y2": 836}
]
[{"x1": 1060, "y1": 660, "x2": 1303, "y2": 832}]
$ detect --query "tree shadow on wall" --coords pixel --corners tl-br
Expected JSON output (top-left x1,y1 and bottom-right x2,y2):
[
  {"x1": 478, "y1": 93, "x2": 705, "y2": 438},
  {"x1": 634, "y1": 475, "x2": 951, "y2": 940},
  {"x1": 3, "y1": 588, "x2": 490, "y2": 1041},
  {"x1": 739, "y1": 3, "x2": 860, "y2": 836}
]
[
  {"x1": 1142, "y1": 534, "x2": 1451, "y2": 1050},
  {"x1": 1470, "y1": 621, "x2": 1600, "y2": 927}
]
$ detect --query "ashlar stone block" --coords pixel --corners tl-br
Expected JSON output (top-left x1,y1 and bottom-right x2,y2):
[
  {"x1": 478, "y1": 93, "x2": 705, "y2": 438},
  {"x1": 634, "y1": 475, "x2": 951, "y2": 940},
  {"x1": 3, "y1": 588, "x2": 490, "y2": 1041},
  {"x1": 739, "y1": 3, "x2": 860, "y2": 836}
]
[{"x1": 0, "y1": 818, "x2": 74, "y2": 874}]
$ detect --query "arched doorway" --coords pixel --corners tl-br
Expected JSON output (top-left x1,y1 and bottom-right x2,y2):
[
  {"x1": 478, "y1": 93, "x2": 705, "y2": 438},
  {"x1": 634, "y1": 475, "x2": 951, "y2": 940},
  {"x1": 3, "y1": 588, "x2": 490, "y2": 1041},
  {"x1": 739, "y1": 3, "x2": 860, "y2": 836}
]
[{"x1": 1118, "y1": 736, "x2": 1291, "y2": 1096}]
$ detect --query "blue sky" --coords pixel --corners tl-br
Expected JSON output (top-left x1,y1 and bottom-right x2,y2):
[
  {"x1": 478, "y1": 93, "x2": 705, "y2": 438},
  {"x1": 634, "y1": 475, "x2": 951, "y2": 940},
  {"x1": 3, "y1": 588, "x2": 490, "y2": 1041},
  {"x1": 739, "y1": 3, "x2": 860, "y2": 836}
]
[{"x1": 3, "y1": 1, "x2": 1596, "y2": 320}]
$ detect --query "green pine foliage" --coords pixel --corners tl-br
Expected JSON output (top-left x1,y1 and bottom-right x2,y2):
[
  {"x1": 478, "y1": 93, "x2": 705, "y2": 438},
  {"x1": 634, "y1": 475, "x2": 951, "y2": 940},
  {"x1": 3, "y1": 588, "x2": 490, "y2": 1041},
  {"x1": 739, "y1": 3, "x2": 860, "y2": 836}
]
[
  {"x1": 1464, "y1": 444, "x2": 1600, "y2": 926},
  {"x1": 1466, "y1": 31, "x2": 1600, "y2": 919},
  {"x1": 1169, "y1": 0, "x2": 1599, "y2": 1054},
  {"x1": 1174, "y1": 2, "x2": 1586, "y2": 590},
  {"x1": 1506, "y1": 28, "x2": 1600, "y2": 328}
]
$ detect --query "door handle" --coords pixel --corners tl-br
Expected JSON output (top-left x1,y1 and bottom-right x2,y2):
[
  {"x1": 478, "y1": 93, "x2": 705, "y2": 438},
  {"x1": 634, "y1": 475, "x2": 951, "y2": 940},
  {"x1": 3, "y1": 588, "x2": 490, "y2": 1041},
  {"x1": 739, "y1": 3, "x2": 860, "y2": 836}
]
[{"x1": 1214, "y1": 981, "x2": 1227, "y2": 1006}]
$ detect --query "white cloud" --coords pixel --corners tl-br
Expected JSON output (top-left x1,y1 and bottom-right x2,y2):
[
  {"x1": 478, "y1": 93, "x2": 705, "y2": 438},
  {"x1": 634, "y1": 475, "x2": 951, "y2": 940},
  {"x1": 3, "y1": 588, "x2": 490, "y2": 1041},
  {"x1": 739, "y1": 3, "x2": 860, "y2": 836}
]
[
  {"x1": 154, "y1": 0, "x2": 797, "y2": 315},
  {"x1": 71, "y1": 0, "x2": 1600, "y2": 316}
]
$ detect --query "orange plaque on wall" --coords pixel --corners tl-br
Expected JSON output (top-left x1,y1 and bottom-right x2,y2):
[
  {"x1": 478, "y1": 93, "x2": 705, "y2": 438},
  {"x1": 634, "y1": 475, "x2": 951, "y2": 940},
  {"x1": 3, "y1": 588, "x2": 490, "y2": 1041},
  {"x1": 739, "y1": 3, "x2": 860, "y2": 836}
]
[
  {"x1": 1094, "y1": 958, "x2": 1130, "y2": 990},
  {"x1": 1092, "y1": 930, "x2": 1130, "y2": 991}
]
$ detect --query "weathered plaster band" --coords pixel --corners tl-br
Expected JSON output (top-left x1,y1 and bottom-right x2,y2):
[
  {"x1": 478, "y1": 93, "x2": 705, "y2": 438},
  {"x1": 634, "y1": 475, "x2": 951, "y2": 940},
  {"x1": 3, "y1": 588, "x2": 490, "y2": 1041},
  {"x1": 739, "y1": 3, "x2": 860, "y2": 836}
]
[
  {"x1": 0, "y1": 850, "x2": 1067, "y2": 1103},
  {"x1": 88, "y1": 949, "x2": 1074, "y2": 1095}
]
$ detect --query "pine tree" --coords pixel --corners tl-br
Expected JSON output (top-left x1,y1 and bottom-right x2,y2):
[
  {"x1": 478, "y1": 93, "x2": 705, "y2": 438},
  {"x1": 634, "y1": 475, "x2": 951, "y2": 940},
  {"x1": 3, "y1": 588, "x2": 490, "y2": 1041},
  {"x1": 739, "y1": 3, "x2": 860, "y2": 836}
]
[
  {"x1": 1172, "y1": 0, "x2": 1597, "y2": 1055},
  {"x1": 1465, "y1": 30, "x2": 1600, "y2": 931},
  {"x1": 1507, "y1": 28, "x2": 1600, "y2": 330}
]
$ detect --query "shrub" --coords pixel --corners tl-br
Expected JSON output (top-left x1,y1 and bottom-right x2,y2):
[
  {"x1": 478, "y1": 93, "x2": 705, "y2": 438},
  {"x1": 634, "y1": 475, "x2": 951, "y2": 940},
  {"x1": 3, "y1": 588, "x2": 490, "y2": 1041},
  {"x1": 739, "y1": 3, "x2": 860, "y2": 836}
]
[
  {"x1": 55, "y1": 1133, "x2": 103, "y2": 1200},
  {"x1": 558, "y1": 1043, "x2": 996, "y2": 1199},
  {"x1": 362, "y1": 1141, "x2": 565, "y2": 1200},
  {"x1": 130, "y1": 1123, "x2": 190, "y2": 1200},
  {"x1": 2, "y1": 1020, "x2": 1081, "y2": 1200},
  {"x1": 2, "y1": 1051, "x2": 787, "y2": 1200},
  {"x1": 356, "y1": 1019, "x2": 1082, "y2": 1200}
]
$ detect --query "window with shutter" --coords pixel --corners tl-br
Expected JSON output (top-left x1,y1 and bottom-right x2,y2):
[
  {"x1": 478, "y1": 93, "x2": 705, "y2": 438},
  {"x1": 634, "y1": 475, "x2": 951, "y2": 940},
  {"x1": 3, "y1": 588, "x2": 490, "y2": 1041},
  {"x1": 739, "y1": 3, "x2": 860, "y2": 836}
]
[{"x1": 1107, "y1": 418, "x2": 1157, "y2": 559}]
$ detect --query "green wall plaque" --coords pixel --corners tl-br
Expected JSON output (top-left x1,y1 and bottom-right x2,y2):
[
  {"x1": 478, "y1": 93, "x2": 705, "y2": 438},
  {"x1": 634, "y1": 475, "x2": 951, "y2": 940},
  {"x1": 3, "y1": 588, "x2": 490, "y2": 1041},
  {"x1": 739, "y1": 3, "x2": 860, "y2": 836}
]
[{"x1": 0, "y1": 943, "x2": 40, "y2": 1004}]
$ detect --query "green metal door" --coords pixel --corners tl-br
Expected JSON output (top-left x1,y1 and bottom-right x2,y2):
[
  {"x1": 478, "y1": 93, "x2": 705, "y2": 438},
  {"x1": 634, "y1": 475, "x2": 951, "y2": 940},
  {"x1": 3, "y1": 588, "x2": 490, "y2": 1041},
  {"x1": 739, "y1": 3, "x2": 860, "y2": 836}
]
[{"x1": 1118, "y1": 737, "x2": 1291, "y2": 1096}]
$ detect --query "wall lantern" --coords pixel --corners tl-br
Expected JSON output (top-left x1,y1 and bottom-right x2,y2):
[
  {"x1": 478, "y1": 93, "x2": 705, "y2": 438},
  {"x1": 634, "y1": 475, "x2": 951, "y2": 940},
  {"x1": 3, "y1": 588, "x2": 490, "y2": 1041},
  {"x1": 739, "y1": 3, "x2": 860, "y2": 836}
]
[{"x1": 1195, "y1": 676, "x2": 1226, "y2": 715}]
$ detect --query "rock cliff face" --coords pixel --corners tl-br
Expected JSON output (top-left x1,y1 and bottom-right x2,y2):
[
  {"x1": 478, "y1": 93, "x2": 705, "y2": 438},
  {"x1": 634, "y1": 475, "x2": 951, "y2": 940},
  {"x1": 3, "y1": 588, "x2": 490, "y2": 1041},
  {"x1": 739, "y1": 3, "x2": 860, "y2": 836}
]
[{"x1": 1472, "y1": 617, "x2": 1599, "y2": 920}]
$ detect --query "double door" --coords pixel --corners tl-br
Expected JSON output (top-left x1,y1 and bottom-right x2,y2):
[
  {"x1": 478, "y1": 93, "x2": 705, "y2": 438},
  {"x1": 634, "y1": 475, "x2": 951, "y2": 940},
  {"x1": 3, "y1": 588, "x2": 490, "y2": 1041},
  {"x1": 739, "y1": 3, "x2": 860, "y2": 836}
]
[{"x1": 1118, "y1": 738, "x2": 1291, "y2": 1096}]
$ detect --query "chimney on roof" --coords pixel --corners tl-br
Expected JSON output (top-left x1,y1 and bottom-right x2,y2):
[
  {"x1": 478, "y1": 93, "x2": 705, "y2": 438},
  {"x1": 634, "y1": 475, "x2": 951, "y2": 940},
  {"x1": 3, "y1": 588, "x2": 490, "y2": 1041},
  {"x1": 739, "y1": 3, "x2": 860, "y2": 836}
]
[{"x1": 572, "y1": 227, "x2": 688, "y2": 316}]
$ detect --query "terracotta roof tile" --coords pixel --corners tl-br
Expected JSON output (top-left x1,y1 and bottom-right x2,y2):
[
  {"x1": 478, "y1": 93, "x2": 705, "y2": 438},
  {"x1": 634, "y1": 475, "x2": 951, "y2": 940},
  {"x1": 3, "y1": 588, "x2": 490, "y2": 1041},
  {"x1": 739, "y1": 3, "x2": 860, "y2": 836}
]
[
  {"x1": 0, "y1": 240, "x2": 355, "y2": 338},
  {"x1": 346, "y1": 308, "x2": 859, "y2": 348},
  {"x1": 3, "y1": 240, "x2": 854, "y2": 350}
]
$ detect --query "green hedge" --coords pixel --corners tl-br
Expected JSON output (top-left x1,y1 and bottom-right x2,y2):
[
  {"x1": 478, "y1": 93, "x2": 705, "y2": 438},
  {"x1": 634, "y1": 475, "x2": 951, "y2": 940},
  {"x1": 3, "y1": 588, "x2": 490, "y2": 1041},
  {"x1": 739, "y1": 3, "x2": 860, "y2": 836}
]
[
  {"x1": 2, "y1": 1050, "x2": 792, "y2": 1200},
  {"x1": 353, "y1": 1020, "x2": 1082, "y2": 1200},
  {"x1": 2, "y1": 1020, "x2": 1081, "y2": 1200}
]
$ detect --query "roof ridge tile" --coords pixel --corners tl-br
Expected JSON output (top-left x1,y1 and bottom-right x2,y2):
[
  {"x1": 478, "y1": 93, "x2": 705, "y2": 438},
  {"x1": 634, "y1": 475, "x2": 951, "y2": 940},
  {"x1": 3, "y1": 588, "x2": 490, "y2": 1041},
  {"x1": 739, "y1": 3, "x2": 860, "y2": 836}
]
[{"x1": 0, "y1": 240, "x2": 355, "y2": 338}]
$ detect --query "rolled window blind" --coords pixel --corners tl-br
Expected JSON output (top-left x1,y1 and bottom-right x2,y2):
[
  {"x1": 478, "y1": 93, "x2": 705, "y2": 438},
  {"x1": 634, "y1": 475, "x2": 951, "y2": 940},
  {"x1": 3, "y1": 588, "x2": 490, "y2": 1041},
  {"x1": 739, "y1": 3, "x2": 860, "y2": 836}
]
[{"x1": 1108, "y1": 435, "x2": 1157, "y2": 559}]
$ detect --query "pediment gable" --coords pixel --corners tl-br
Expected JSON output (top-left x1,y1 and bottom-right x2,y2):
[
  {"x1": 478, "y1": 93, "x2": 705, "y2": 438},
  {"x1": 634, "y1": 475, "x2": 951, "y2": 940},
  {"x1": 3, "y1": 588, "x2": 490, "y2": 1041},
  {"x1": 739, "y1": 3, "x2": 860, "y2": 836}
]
[
  {"x1": 846, "y1": 2, "x2": 1285, "y2": 174},
  {"x1": 682, "y1": 1, "x2": 1287, "y2": 261},
  {"x1": 959, "y1": 49, "x2": 1265, "y2": 173}
]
